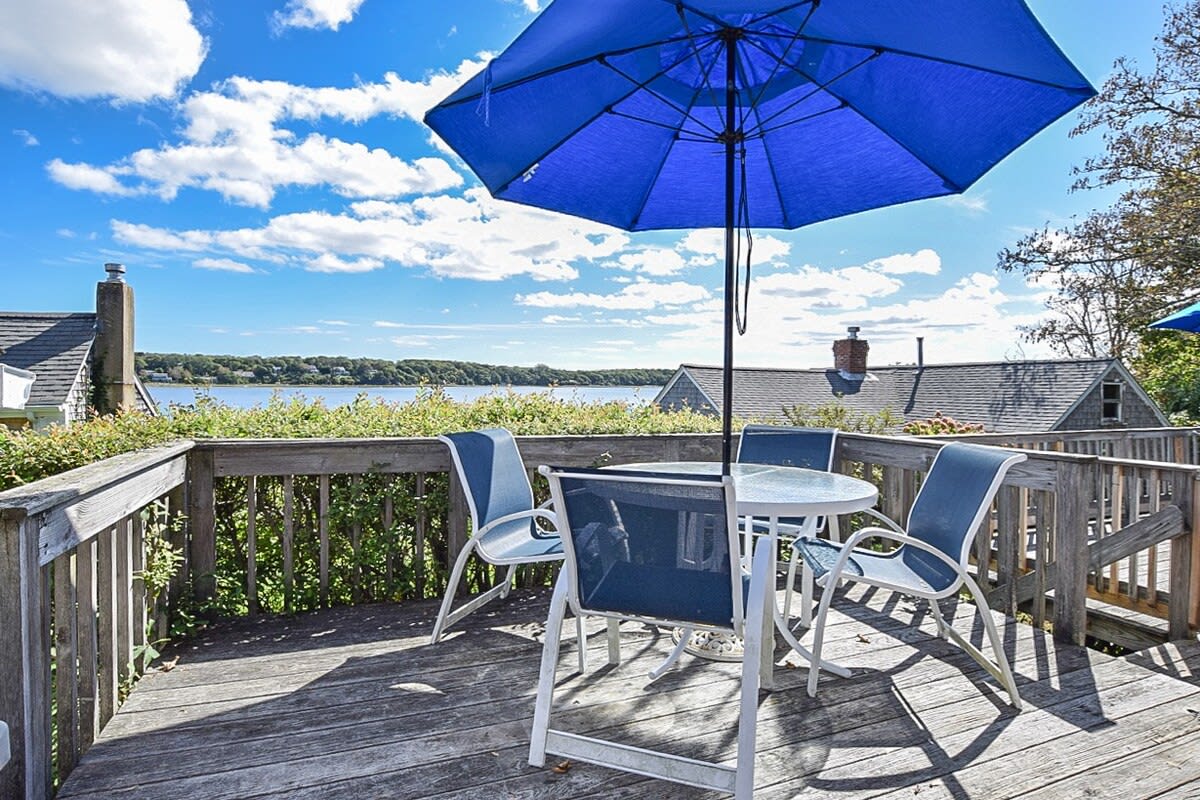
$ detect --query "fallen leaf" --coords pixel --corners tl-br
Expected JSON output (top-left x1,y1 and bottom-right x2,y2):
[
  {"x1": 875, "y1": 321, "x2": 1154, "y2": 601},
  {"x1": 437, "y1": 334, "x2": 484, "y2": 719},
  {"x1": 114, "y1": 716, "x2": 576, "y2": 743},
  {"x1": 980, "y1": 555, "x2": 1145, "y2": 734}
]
[
  {"x1": 159, "y1": 657, "x2": 180, "y2": 672},
  {"x1": 552, "y1": 760, "x2": 573, "y2": 774},
  {"x1": 856, "y1": 634, "x2": 871, "y2": 644}
]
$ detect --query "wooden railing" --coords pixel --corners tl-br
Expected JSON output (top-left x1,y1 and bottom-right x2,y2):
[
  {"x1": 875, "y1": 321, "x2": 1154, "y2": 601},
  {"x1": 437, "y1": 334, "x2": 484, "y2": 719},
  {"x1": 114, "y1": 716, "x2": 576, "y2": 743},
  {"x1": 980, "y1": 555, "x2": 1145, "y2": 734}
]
[
  {"x1": 0, "y1": 430, "x2": 1197, "y2": 798},
  {"x1": 0, "y1": 442, "x2": 191, "y2": 800},
  {"x1": 952, "y1": 426, "x2": 1200, "y2": 464}
]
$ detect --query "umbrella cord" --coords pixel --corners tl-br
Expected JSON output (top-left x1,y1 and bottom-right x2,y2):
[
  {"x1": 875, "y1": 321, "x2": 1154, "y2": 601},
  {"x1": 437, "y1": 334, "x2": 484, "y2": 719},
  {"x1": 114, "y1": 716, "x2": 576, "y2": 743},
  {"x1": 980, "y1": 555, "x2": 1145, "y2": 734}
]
[{"x1": 735, "y1": 145, "x2": 752, "y2": 335}]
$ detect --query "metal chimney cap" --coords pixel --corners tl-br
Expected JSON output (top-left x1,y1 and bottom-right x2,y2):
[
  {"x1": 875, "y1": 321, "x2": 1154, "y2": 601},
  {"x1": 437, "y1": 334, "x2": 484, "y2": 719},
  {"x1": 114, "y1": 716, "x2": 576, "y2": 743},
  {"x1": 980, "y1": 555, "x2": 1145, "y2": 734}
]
[
  {"x1": 846, "y1": 326, "x2": 861, "y2": 339},
  {"x1": 104, "y1": 262, "x2": 126, "y2": 282}
]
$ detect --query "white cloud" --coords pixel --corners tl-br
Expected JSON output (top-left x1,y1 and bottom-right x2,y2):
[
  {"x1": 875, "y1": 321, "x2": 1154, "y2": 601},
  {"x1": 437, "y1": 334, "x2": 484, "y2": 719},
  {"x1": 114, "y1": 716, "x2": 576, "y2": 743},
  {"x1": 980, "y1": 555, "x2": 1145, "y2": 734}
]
[
  {"x1": 615, "y1": 248, "x2": 686, "y2": 277},
  {"x1": 194, "y1": 257, "x2": 255, "y2": 274},
  {"x1": 318, "y1": 319, "x2": 353, "y2": 326},
  {"x1": 942, "y1": 193, "x2": 989, "y2": 214},
  {"x1": 517, "y1": 280, "x2": 711, "y2": 311},
  {"x1": 306, "y1": 253, "x2": 384, "y2": 273},
  {"x1": 56, "y1": 228, "x2": 75, "y2": 238},
  {"x1": 865, "y1": 249, "x2": 941, "y2": 276},
  {"x1": 677, "y1": 229, "x2": 791, "y2": 267},
  {"x1": 48, "y1": 60, "x2": 488, "y2": 207},
  {"x1": 112, "y1": 187, "x2": 627, "y2": 283},
  {"x1": 47, "y1": 160, "x2": 137, "y2": 196},
  {"x1": 0, "y1": 0, "x2": 206, "y2": 102},
  {"x1": 13, "y1": 129, "x2": 37, "y2": 146},
  {"x1": 274, "y1": 0, "x2": 366, "y2": 31},
  {"x1": 542, "y1": 315, "x2": 581, "y2": 324},
  {"x1": 390, "y1": 334, "x2": 460, "y2": 348},
  {"x1": 506, "y1": 0, "x2": 543, "y2": 12}
]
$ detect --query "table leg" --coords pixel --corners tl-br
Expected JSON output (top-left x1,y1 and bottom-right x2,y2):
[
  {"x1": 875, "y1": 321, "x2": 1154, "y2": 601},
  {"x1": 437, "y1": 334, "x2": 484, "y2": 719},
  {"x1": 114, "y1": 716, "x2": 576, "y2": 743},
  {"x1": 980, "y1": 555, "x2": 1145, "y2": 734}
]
[
  {"x1": 768, "y1": 517, "x2": 852, "y2": 681},
  {"x1": 759, "y1": 529, "x2": 776, "y2": 690}
]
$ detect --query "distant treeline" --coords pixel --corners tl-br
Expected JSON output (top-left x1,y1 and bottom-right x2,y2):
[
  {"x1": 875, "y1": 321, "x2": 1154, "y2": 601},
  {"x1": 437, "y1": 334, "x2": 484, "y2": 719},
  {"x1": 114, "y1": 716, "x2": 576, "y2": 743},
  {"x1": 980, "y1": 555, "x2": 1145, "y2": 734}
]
[{"x1": 136, "y1": 353, "x2": 674, "y2": 387}]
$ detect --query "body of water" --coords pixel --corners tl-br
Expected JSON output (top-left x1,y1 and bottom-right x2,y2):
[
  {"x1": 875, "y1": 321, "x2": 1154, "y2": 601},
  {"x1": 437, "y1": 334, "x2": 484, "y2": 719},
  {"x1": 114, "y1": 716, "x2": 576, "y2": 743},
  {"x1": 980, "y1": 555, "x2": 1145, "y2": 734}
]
[{"x1": 150, "y1": 384, "x2": 660, "y2": 411}]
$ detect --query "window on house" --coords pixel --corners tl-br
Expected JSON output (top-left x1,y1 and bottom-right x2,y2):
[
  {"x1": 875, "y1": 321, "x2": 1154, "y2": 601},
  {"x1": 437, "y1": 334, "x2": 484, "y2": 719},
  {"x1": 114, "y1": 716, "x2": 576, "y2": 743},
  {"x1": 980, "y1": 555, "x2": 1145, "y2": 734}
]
[{"x1": 1101, "y1": 381, "x2": 1123, "y2": 423}]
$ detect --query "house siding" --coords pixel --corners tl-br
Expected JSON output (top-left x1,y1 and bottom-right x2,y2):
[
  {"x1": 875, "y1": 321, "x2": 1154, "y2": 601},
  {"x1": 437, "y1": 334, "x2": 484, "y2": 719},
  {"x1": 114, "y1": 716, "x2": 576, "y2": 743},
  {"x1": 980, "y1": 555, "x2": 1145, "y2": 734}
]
[
  {"x1": 1056, "y1": 371, "x2": 1164, "y2": 430},
  {"x1": 658, "y1": 376, "x2": 717, "y2": 415}
]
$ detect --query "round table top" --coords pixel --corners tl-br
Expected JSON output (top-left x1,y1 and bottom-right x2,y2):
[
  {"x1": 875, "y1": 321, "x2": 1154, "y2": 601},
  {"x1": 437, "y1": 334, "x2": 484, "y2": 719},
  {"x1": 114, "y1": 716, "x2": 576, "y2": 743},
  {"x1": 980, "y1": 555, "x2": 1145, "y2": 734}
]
[{"x1": 615, "y1": 461, "x2": 878, "y2": 518}]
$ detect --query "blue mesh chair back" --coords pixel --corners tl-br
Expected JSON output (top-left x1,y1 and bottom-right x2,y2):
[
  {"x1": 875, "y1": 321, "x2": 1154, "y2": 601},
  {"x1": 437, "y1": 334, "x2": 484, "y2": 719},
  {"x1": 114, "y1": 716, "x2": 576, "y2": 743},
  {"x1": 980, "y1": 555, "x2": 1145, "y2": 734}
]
[
  {"x1": 548, "y1": 467, "x2": 742, "y2": 630},
  {"x1": 901, "y1": 443, "x2": 1025, "y2": 592},
  {"x1": 737, "y1": 425, "x2": 837, "y2": 470},
  {"x1": 442, "y1": 428, "x2": 535, "y2": 532},
  {"x1": 738, "y1": 425, "x2": 837, "y2": 530}
]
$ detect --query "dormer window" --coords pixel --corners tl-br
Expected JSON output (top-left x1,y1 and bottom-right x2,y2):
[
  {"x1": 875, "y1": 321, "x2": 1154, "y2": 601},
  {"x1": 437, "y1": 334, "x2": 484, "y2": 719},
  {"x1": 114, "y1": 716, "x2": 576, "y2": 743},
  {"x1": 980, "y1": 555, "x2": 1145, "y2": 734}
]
[{"x1": 1101, "y1": 381, "x2": 1123, "y2": 423}]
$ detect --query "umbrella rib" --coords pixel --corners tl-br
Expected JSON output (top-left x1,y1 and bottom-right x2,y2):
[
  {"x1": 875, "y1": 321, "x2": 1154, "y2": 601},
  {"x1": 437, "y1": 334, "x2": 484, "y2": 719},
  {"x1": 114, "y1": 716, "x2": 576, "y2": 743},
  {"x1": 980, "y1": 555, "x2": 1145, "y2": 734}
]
[
  {"x1": 742, "y1": 91, "x2": 792, "y2": 228},
  {"x1": 429, "y1": 32, "x2": 701, "y2": 110},
  {"x1": 738, "y1": 38, "x2": 876, "y2": 136},
  {"x1": 756, "y1": 31, "x2": 1094, "y2": 93},
  {"x1": 786, "y1": 60, "x2": 967, "y2": 191},
  {"x1": 743, "y1": 3, "x2": 819, "y2": 113},
  {"x1": 675, "y1": 4, "x2": 727, "y2": 116},
  {"x1": 493, "y1": 48, "x2": 709, "y2": 195},
  {"x1": 601, "y1": 52, "x2": 724, "y2": 139}
]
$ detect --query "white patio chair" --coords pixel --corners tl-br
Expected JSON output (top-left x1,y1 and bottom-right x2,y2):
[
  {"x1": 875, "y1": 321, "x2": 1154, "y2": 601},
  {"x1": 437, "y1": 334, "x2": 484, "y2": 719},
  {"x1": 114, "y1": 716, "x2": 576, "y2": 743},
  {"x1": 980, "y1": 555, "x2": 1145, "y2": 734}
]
[
  {"x1": 432, "y1": 429, "x2": 587, "y2": 670},
  {"x1": 790, "y1": 442, "x2": 1028, "y2": 708},
  {"x1": 530, "y1": 466, "x2": 771, "y2": 799}
]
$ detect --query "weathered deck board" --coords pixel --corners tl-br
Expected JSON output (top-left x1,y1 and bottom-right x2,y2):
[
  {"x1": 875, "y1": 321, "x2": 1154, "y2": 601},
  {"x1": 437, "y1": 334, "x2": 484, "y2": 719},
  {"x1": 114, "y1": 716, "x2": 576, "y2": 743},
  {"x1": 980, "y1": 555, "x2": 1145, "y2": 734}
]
[{"x1": 56, "y1": 586, "x2": 1200, "y2": 800}]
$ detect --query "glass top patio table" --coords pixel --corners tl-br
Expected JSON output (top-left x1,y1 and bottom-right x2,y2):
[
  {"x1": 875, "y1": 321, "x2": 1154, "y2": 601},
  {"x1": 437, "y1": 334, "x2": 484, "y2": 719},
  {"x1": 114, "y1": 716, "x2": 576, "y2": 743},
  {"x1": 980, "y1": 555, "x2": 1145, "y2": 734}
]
[
  {"x1": 615, "y1": 461, "x2": 878, "y2": 521},
  {"x1": 612, "y1": 461, "x2": 878, "y2": 686}
]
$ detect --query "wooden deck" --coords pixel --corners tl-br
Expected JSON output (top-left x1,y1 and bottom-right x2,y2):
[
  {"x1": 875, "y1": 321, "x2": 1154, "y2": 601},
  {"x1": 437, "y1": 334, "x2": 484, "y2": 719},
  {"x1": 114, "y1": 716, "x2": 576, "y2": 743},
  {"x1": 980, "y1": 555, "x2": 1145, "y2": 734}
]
[{"x1": 57, "y1": 585, "x2": 1200, "y2": 800}]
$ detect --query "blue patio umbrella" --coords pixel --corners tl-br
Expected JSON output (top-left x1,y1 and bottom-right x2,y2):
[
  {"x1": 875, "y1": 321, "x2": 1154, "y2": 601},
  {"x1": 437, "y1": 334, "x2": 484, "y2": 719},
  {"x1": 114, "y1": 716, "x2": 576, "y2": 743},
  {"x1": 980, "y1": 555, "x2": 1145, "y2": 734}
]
[
  {"x1": 425, "y1": 0, "x2": 1095, "y2": 470},
  {"x1": 1150, "y1": 300, "x2": 1200, "y2": 332}
]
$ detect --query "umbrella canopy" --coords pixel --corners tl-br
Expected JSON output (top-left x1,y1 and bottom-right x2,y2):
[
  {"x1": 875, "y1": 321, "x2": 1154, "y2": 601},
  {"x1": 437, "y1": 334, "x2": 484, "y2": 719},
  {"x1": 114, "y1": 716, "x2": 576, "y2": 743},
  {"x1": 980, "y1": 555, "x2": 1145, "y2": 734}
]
[
  {"x1": 425, "y1": 0, "x2": 1095, "y2": 468},
  {"x1": 1150, "y1": 300, "x2": 1200, "y2": 333}
]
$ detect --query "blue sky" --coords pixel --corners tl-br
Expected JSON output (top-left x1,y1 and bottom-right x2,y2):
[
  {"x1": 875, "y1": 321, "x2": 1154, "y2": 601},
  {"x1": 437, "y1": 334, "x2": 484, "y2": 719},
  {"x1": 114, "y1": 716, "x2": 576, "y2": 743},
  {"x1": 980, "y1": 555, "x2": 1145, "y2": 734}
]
[{"x1": 0, "y1": 1, "x2": 1164, "y2": 370}]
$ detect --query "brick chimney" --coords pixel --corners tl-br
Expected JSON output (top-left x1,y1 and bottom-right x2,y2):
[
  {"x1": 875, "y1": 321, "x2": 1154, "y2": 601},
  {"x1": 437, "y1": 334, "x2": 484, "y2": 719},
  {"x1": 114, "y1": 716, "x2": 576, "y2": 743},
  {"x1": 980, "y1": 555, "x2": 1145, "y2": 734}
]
[
  {"x1": 833, "y1": 326, "x2": 869, "y2": 379},
  {"x1": 93, "y1": 263, "x2": 137, "y2": 414}
]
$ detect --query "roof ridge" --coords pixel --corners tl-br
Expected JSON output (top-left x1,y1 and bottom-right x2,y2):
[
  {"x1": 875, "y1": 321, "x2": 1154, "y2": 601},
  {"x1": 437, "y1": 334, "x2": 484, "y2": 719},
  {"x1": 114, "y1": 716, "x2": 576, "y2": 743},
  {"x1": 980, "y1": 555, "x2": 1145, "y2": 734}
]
[
  {"x1": 0, "y1": 311, "x2": 96, "y2": 319},
  {"x1": 682, "y1": 356, "x2": 1117, "y2": 374}
]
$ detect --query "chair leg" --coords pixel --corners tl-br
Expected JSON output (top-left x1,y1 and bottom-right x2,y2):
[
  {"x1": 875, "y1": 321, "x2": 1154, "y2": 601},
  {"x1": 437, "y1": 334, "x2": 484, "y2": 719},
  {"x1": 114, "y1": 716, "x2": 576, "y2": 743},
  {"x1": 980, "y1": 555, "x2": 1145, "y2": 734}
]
[
  {"x1": 576, "y1": 612, "x2": 588, "y2": 674},
  {"x1": 530, "y1": 572, "x2": 569, "y2": 768},
  {"x1": 648, "y1": 626, "x2": 690, "y2": 682},
  {"x1": 499, "y1": 564, "x2": 517, "y2": 599},
  {"x1": 783, "y1": 550, "x2": 800, "y2": 624},
  {"x1": 606, "y1": 618, "x2": 622, "y2": 665},
  {"x1": 430, "y1": 539, "x2": 478, "y2": 644},
  {"x1": 735, "y1": 541, "x2": 770, "y2": 800},
  {"x1": 806, "y1": 571, "x2": 841, "y2": 698},
  {"x1": 800, "y1": 561, "x2": 814, "y2": 629},
  {"x1": 963, "y1": 573, "x2": 1023, "y2": 710}
]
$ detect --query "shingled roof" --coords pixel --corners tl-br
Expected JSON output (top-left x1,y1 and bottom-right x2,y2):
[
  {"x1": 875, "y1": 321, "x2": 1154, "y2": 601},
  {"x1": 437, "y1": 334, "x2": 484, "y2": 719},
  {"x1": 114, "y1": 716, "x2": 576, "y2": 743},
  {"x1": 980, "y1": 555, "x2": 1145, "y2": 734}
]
[
  {"x1": 657, "y1": 358, "x2": 1165, "y2": 432},
  {"x1": 0, "y1": 313, "x2": 95, "y2": 407}
]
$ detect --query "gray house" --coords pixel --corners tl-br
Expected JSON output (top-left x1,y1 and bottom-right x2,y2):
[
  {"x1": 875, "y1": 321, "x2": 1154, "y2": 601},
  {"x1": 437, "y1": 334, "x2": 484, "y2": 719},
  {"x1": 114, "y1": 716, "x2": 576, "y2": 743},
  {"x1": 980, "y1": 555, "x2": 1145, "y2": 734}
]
[
  {"x1": 656, "y1": 329, "x2": 1167, "y2": 433},
  {"x1": 0, "y1": 264, "x2": 156, "y2": 430}
]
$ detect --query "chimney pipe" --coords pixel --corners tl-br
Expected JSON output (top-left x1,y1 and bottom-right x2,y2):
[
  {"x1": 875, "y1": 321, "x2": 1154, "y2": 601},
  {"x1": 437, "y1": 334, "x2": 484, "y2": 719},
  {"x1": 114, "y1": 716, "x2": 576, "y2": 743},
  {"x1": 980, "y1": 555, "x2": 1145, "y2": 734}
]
[
  {"x1": 917, "y1": 336, "x2": 924, "y2": 370},
  {"x1": 94, "y1": 263, "x2": 137, "y2": 414}
]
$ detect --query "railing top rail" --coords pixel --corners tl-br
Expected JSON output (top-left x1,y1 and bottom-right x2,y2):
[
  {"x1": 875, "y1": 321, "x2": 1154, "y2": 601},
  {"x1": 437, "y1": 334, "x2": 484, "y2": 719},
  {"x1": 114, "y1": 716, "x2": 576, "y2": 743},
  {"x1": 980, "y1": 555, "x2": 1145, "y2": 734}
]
[
  {"x1": 937, "y1": 426, "x2": 1200, "y2": 444},
  {"x1": 0, "y1": 440, "x2": 194, "y2": 520}
]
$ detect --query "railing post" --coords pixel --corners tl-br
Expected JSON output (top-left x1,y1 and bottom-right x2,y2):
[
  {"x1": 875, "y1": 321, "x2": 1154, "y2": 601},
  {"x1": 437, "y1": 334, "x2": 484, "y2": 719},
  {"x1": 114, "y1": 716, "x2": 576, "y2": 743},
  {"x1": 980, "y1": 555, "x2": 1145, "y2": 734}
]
[
  {"x1": 187, "y1": 447, "x2": 217, "y2": 602},
  {"x1": 1176, "y1": 472, "x2": 1200, "y2": 636},
  {"x1": 447, "y1": 467, "x2": 468, "y2": 579},
  {"x1": 1054, "y1": 459, "x2": 1091, "y2": 646},
  {"x1": 0, "y1": 510, "x2": 53, "y2": 800}
]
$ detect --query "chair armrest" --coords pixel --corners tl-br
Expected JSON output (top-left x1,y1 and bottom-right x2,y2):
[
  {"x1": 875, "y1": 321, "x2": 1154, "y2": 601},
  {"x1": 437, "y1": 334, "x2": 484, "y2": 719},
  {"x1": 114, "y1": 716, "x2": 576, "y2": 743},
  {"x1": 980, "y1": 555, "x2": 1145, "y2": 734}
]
[
  {"x1": 477, "y1": 507, "x2": 560, "y2": 539},
  {"x1": 834, "y1": 527, "x2": 961, "y2": 573},
  {"x1": 855, "y1": 507, "x2": 905, "y2": 534}
]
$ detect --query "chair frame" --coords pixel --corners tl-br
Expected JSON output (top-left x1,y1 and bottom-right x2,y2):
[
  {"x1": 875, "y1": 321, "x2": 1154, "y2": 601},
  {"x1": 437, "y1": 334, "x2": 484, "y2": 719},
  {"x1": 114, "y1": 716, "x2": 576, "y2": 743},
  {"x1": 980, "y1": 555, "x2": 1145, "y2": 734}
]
[
  {"x1": 794, "y1": 444, "x2": 1027, "y2": 708},
  {"x1": 529, "y1": 467, "x2": 770, "y2": 799},
  {"x1": 432, "y1": 431, "x2": 587, "y2": 670}
]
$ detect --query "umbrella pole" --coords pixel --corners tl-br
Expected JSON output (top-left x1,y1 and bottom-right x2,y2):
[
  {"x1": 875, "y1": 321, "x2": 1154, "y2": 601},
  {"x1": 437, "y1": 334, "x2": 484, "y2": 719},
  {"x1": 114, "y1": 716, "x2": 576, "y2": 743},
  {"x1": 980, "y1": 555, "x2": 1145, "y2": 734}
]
[{"x1": 721, "y1": 29, "x2": 738, "y2": 476}]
